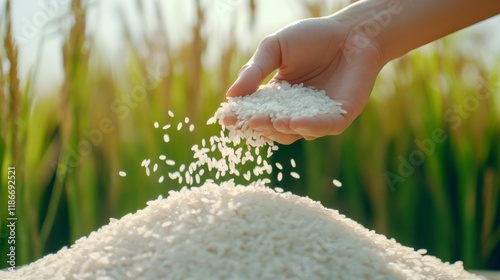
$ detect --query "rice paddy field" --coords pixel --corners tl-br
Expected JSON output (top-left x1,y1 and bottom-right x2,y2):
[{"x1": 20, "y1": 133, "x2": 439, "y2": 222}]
[{"x1": 1, "y1": 0, "x2": 499, "y2": 274}]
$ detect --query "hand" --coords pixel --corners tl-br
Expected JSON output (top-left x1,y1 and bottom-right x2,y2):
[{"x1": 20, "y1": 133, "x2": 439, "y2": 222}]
[{"x1": 225, "y1": 16, "x2": 384, "y2": 144}]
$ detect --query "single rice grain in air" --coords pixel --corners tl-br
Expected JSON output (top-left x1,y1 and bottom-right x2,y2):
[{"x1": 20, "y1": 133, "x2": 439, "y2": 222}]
[
  {"x1": 290, "y1": 171, "x2": 300, "y2": 179},
  {"x1": 333, "y1": 179, "x2": 342, "y2": 187}
]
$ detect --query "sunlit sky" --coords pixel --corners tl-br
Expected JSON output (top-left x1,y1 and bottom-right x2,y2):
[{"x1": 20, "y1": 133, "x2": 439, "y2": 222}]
[{"x1": 1, "y1": 0, "x2": 500, "y2": 93}]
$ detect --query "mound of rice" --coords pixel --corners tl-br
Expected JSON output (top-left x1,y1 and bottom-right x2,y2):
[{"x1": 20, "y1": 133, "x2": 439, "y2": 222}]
[
  {"x1": 209, "y1": 81, "x2": 346, "y2": 146},
  {"x1": 2, "y1": 181, "x2": 482, "y2": 280}
]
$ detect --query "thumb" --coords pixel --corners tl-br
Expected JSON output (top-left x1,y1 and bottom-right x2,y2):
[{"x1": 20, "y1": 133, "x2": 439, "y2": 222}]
[{"x1": 226, "y1": 35, "x2": 281, "y2": 97}]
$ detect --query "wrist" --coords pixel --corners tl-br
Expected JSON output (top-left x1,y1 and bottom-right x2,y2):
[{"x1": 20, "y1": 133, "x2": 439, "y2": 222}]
[
  {"x1": 332, "y1": 0, "x2": 403, "y2": 66},
  {"x1": 334, "y1": 0, "x2": 500, "y2": 65}
]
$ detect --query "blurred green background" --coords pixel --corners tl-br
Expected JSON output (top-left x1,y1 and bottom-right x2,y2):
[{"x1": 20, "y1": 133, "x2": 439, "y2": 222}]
[{"x1": 1, "y1": 0, "x2": 499, "y2": 271}]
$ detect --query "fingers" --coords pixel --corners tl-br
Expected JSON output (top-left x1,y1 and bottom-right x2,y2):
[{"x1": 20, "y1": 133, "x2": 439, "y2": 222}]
[
  {"x1": 271, "y1": 114, "x2": 350, "y2": 143},
  {"x1": 249, "y1": 116, "x2": 302, "y2": 145},
  {"x1": 289, "y1": 114, "x2": 350, "y2": 137},
  {"x1": 226, "y1": 35, "x2": 281, "y2": 97},
  {"x1": 222, "y1": 113, "x2": 238, "y2": 127},
  {"x1": 224, "y1": 114, "x2": 347, "y2": 145}
]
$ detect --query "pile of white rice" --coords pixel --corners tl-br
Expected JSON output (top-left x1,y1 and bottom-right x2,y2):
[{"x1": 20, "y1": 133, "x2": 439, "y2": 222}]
[
  {"x1": 209, "y1": 81, "x2": 346, "y2": 147},
  {"x1": 2, "y1": 181, "x2": 481, "y2": 280}
]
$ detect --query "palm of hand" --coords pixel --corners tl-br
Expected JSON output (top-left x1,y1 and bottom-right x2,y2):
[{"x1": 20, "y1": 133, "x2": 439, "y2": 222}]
[{"x1": 226, "y1": 17, "x2": 383, "y2": 144}]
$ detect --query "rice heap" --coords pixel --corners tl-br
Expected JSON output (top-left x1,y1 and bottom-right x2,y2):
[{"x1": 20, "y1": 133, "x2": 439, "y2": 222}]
[
  {"x1": 1, "y1": 181, "x2": 481, "y2": 280},
  {"x1": 209, "y1": 81, "x2": 346, "y2": 147}
]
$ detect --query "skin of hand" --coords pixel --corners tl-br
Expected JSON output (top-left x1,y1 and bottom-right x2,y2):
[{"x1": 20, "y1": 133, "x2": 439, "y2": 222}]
[
  {"x1": 225, "y1": 0, "x2": 500, "y2": 145},
  {"x1": 225, "y1": 17, "x2": 384, "y2": 144}
]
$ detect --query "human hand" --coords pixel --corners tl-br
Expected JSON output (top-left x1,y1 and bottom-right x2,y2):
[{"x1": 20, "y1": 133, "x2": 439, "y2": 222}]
[{"x1": 224, "y1": 16, "x2": 384, "y2": 144}]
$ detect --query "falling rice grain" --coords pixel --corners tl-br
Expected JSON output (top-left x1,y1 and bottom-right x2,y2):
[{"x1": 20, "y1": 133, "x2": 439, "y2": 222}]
[
  {"x1": 158, "y1": 176, "x2": 164, "y2": 183},
  {"x1": 118, "y1": 171, "x2": 127, "y2": 177},
  {"x1": 166, "y1": 160, "x2": 175, "y2": 166},
  {"x1": 290, "y1": 158, "x2": 296, "y2": 168},
  {"x1": 168, "y1": 172, "x2": 177, "y2": 180},
  {"x1": 243, "y1": 171, "x2": 251, "y2": 181},
  {"x1": 153, "y1": 164, "x2": 158, "y2": 172},
  {"x1": 189, "y1": 124, "x2": 195, "y2": 132},
  {"x1": 141, "y1": 159, "x2": 150, "y2": 167},
  {"x1": 266, "y1": 150, "x2": 273, "y2": 158},
  {"x1": 163, "y1": 134, "x2": 170, "y2": 143},
  {"x1": 159, "y1": 155, "x2": 167, "y2": 160},
  {"x1": 177, "y1": 122, "x2": 183, "y2": 131},
  {"x1": 154, "y1": 122, "x2": 159, "y2": 128},
  {"x1": 275, "y1": 162, "x2": 283, "y2": 170},
  {"x1": 163, "y1": 124, "x2": 171, "y2": 130},
  {"x1": 290, "y1": 172, "x2": 300, "y2": 179},
  {"x1": 185, "y1": 117, "x2": 190, "y2": 123},
  {"x1": 257, "y1": 155, "x2": 262, "y2": 165},
  {"x1": 168, "y1": 110, "x2": 174, "y2": 117},
  {"x1": 333, "y1": 179, "x2": 342, "y2": 187},
  {"x1": 277, "y1": 172, "x2": 283, "y2": 182}
]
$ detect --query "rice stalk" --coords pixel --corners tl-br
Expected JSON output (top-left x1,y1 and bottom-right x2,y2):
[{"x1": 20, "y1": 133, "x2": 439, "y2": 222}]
[
  {"x1": 41, "y1": 0, "x2": 91, "y2": 248},
  {"x1": 2, "y1": 0, "x2": 35, "y2": 265},
  {"x1": 3, "y1": 0, "x2": 20, "y2": 163},
  {"x1": 186, "y1": 0, "x2": 206, "y2": 121}
]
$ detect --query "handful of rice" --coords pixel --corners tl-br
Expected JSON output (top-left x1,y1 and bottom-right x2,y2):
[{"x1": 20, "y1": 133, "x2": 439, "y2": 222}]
[
  {"x1": 3, "y1": 181, "x2": 482, "y2": 280},
  {"x1": 209, "y1": 81, "x2": 346, "y2": 146}
]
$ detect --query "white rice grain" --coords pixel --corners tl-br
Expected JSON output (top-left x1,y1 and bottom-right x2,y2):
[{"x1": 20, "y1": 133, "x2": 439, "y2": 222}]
[
  {"x1": 118, "y1": 171, "x2": 126, "y2": 177},
  {"x1": 333, "y1": 179, "x2": 342, "y2": 187},
  {"x1": 275, "y1": 162, "x2": 283, "y2": 170},
  {"x1": 3, "y1": 182, "x2": 480, "y2": 280},
  {"x1": 179, "y1": 164, "x2": 186, "y2": 172},
  {"x1": 141, "y1": 159, "x2": 150, "y2": 167},
  {"x1": 290, "y1": 172, "x2": 300, "y2": 179},
  {"x1": 277, "y1": 172, "x2": 283, "y2": 182}
]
